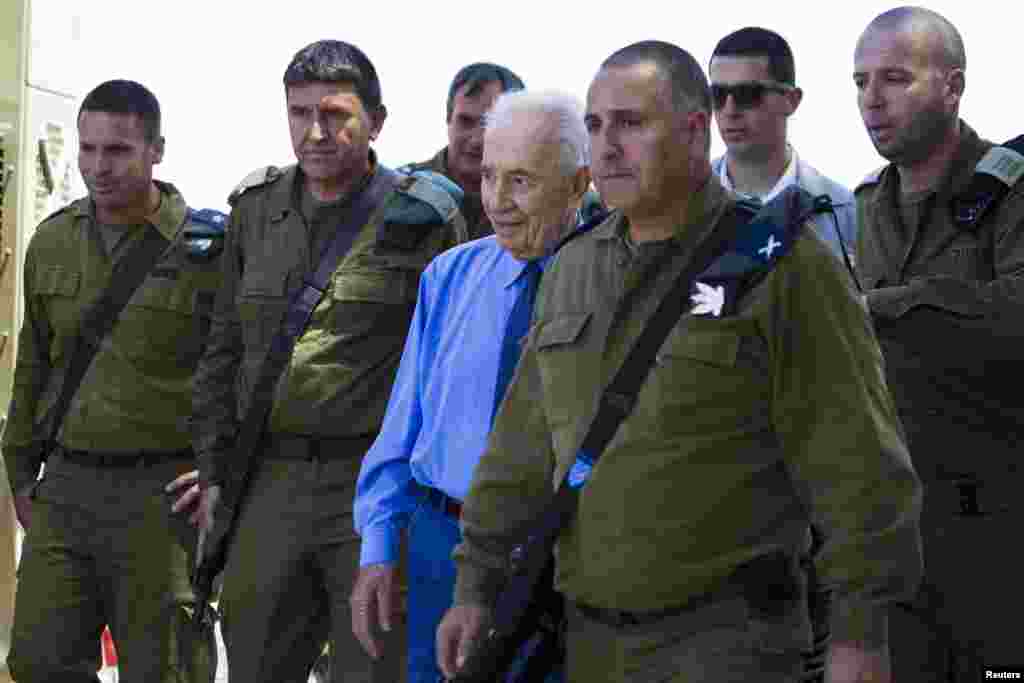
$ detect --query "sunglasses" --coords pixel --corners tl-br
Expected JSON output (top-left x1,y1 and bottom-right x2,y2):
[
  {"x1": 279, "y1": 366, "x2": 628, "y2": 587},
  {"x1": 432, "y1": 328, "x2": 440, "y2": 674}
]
[{"x1": 710, "y1": 81, "x2": 794, "y2": 110}]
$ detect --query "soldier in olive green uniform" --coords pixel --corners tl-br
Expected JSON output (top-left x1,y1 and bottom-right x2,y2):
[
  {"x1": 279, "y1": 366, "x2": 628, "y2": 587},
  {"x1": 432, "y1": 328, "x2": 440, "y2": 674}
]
[
  {"x1": 2, "y1": 80, "x2": 218, "y2": 683},
  {"x1": 399, "y1": 63, "x2": 524, "y2": 239},
  {"x1": 853, "y1": 8, "x2": 1024, "y2": 680},
  {"x1": 438, "y1": 42, "x2": 922, "y2": 683},
  {"x1": 185, "y1": 41, "x2": 467, "y2": 683}
]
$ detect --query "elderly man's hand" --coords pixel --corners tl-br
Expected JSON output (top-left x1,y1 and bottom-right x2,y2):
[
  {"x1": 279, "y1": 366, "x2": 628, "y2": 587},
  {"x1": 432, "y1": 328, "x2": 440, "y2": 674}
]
[
  {"x1": 827, "y1": 641, "x2": 891, "y2": 683},
  {"x1": 350, "y1": 563, "x2": 400, "y2": 659},
  {"x1": 436, "y1": 604, "x2": 491, "y2": 680}
]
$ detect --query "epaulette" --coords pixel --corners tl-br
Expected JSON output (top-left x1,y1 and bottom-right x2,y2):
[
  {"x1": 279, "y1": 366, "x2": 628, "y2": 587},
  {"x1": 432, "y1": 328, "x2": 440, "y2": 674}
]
[
  {"x1": 952, "y1": 135, "x2": 1024, "y2": 231},
  {"x1": 854, "y1": 165, "x2": 888, "y2": 193},
  {"x1": 227, "y1": 165, "x2": 282, "y2": 207},
  {"x1": 693, "y1": 186, "x2": 820, "y2": 317},
  {"x1": 40, "y1": 204, "x2": 74, "y2": 225},
  {"x1": 183, "y1": 208, "x2": 228, "y2": 262},
  {"x1": 376, "y1": 169, "x2": 465, "y2": 250}
]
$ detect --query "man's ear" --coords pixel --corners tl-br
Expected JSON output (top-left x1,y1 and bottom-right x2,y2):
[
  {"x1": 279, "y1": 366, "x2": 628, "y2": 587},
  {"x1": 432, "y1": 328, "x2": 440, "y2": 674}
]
[
  {"x1": 370, "y1": 105, "x2": 387, "y2": 141},
  {"x1": 151, "y1": 136, "x2": 166, "y2": 164},
  {"x1": 947, "y1": 68, "x2": 966, "y2": 102},
  {"x1": 785, "y1": 87, "x2": 803, "y2": 116}
]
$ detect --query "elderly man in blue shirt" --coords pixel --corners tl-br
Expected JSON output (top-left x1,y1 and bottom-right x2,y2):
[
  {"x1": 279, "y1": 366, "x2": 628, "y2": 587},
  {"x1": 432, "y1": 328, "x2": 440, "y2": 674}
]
[{"x1": 350, "y1": 89, "x2": 592, "y2": 682}]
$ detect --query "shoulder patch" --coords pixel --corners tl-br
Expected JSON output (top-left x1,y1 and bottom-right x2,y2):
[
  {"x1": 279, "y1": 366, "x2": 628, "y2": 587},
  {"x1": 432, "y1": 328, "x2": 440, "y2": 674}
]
[
  {"x1": 377, "y1": 170, "x2": 466, "y2": 249},
  {"x1": 855, "y1": 165, "x2": 888, "y2": 193},
  {"x1": 183, "y1": 207, "x2": 228, "y2": 262},
  {"x1": 976, "y1": 144, "x2": 1024, "y2": 188},
  {"x1": 227, "y1": 165, "x2": 282, "y2": 206},
  {"x1": 386, "y1": 171, "x2": 463, "y2": 226}
]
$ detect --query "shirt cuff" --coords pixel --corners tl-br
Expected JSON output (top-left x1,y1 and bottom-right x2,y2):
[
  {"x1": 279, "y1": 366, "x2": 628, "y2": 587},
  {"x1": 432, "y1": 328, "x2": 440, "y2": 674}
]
[
  {"x1": 359, "y1": 522, "x2": 401, "y2": 567},
  {"x1": 830, "y1": 598, "x2": 888, "y2": 648}
]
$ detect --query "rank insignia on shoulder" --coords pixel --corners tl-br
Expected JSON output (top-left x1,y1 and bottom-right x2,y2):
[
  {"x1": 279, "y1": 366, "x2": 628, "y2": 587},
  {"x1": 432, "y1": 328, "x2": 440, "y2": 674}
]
[
  {"x1": 976, "y1": 144, "x2": 1024, "y2": 188},
  {"x1": 227, "y1": 165, "x2": 282, "y2": 206},
  {"x1": 183, "y1": 208, "x2": 227, "y2": 262}
]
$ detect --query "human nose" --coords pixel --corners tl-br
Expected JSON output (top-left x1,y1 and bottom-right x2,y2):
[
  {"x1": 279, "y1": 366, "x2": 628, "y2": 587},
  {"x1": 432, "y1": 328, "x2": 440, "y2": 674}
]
[{"x1": 594, "y1": 125, "x2": 621, "y2": 163}]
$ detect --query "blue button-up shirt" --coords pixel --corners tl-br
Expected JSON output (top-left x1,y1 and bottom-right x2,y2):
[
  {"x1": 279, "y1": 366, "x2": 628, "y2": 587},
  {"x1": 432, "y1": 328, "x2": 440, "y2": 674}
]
[{"x1": 355, "y1": 236, "x2": 547, "y2": 566}]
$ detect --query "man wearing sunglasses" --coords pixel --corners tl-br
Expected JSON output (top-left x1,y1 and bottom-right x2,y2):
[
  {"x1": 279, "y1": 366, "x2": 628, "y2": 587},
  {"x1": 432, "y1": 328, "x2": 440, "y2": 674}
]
[{"x1": 709, "y1": 27, "x2": 857, "y2": 266}]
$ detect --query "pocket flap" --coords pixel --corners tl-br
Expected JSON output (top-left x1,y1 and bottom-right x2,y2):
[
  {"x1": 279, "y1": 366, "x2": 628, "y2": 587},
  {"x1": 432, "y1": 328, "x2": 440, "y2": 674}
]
[
  {"x1": 332, "y1": 268, "x2": 412, "y2": 304},
  {"x1": 537, "y1": 313, "x2": 591, "y2": 350},
  {"x1": 663, "y1": 327, "x2": 740, "y2": 367},
  {"x1": 35, "y1": 266, "x2": 81, "y2": 297}
]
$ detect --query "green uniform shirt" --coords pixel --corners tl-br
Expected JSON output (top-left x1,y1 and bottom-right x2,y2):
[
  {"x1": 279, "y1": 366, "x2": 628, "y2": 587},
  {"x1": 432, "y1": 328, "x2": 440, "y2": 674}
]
[
  {"x1": 3, "y1": 183, "x2": 222, "y2": 494},
  {"x1": 401, "y1": 147, "x2": 492, "y2": 239},
  {"x1": 454, "y1": 176, "x2": 922, "y2": 647},
  {"x1": 855, "y1": 121, "x2": 1024, "y2": 482},
  {"x1": 193, "y1": 161, "x2": 468, "y2": 485}
]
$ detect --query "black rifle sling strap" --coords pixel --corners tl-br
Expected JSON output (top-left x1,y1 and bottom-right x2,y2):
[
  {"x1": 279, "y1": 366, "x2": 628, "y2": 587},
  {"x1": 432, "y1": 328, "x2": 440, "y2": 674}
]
[
  {"x1": 489, "y1": 201, "x2": 754, "y2": 636},
  {"x1": 43, "y1": 224, "x2": 173, "y2": 449},
  {"x1": 214, "y1": 166, "x2": 398, "y2": 513}
]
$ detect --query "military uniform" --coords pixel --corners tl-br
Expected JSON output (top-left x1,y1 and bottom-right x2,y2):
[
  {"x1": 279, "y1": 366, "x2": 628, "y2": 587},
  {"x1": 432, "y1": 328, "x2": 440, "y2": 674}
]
[
  {"x1": 856, "y1": 121, "x2": 1024, "y2": 680},
  {"x1": 3, "y1": 183, "x2": 221, "y2": 682},
  {"x1": 400, "y1": 147, "x2": 493, "y2": 239},
  {"x1": 454, "y1": 176, "x2": 922, "y2": 682},
  {"x1": 192, "y1": 156, "x2": 467, "y2": 682}
]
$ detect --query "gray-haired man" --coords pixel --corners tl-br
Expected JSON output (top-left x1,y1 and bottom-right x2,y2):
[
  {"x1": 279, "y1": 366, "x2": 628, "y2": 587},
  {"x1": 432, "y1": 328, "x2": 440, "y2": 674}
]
[{"x1": 353, "y1": 89, "x2": 591, "y2": 682}]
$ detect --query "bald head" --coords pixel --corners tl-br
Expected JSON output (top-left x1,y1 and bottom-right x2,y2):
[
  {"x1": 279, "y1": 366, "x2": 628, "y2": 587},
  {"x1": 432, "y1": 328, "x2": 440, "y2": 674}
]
[{"x1": 861, "y1": 6, "x2": 965, "y2": 72}]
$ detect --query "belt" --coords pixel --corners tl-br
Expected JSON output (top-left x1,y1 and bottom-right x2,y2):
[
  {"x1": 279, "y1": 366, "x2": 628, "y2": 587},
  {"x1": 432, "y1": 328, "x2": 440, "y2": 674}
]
[
  {"x1": 262, "y1": 432, "x2": 377, "y2": 462},
  {"x1": 575, "y1": 581, "x2": 741, "y2": 629},
  {"x1": 424, "y1": 486, "x2": 462, "y2": 519},
  {"x1": 57, "y1": 446, "x2": 193, "y2": 468}
]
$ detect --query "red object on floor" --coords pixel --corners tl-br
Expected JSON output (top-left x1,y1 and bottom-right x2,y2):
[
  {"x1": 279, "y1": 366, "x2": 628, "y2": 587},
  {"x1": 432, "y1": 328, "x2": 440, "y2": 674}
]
[{"x1": 101, "y1": 626, "x2": 118, "y2": 666}]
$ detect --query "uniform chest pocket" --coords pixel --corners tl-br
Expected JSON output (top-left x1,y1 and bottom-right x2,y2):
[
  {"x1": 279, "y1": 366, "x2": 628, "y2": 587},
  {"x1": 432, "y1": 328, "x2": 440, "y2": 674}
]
[
  {"x1": 35, "y1": 266, "x2": 82, "y2": 298},
  {"x1": 535, "y1": 313, "x2": 592, "y2": 429},
  {"x1": 659, "y1": 325, "x2": 741, "y2": 367},
  {"x1": 34, "y1": 266, "x2": 82, "y2": 343},
  {"x1": 536, "y1": 313, "x2": 591, "y2": 351},
  {"x1": 318, "y1": 267, "x2": 418, "y2": 351},
  {"x1": 653, "y1": 324, "x2": 765, "y2": 426},
  {"x1": 119, "y1": 272, "x2": 208, "y2": 363},
  {"x1": 238, "y1": 272, "x2": 289, "y2": 355}
]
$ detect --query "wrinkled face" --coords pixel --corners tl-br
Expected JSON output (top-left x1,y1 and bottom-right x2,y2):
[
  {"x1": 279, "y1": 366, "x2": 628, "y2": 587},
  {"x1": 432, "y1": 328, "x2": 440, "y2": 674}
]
[
  {"x1": 853, "y1": 27, "x2": 960, "y2": 165},
  {"x1": 586, "y1": 63, "x2": 705, "y2": 221},
  {"x1": 78, "y1": 111, "x2": 163, "y2": 217},
  {"x1": 447, "y1": 80, "x2": 505, "y2": 189},
  {"x1": 709, "y1": 56, "x2": 798, "y2": 162},
  {"x1": 287, "y1": 81, "x2": 382, "y2": 184},
  {"x1": 481, "y1": 112, "x2": 586, "y2": 261}
]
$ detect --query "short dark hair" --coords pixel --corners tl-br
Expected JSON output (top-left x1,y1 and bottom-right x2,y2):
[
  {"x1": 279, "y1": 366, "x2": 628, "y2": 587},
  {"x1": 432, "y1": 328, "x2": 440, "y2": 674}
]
[
  {"x1": 283, "y1": 40, "x2": 383, "y2": 112},
  {"x1": 711, "y1": 27, "x2": 796, "y2": 85},
  {"x1": 446, "y1": 62, "x2": 525, "y2": 121},
  {"x1": 601, "y1": 41, "x2": 710, "y2": 114},
  {"x1": 79, "y1": 80, "x2": 161, "y2": 143}
]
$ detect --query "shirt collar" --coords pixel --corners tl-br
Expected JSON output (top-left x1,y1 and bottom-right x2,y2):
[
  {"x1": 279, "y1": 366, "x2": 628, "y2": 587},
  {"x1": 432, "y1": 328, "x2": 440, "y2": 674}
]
[
  {"x1": 719, "y1": 145, "x2": 799, "y2": 203},
  {"x1": 502, "y1": 250, "x2": 550, "y2": 289},
  {"x1": 595, "y1": 174, "x2": 730, "y2": 247},
  {"x1": 76, "y1": 180, "x2": 188, "y2": 240}
]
